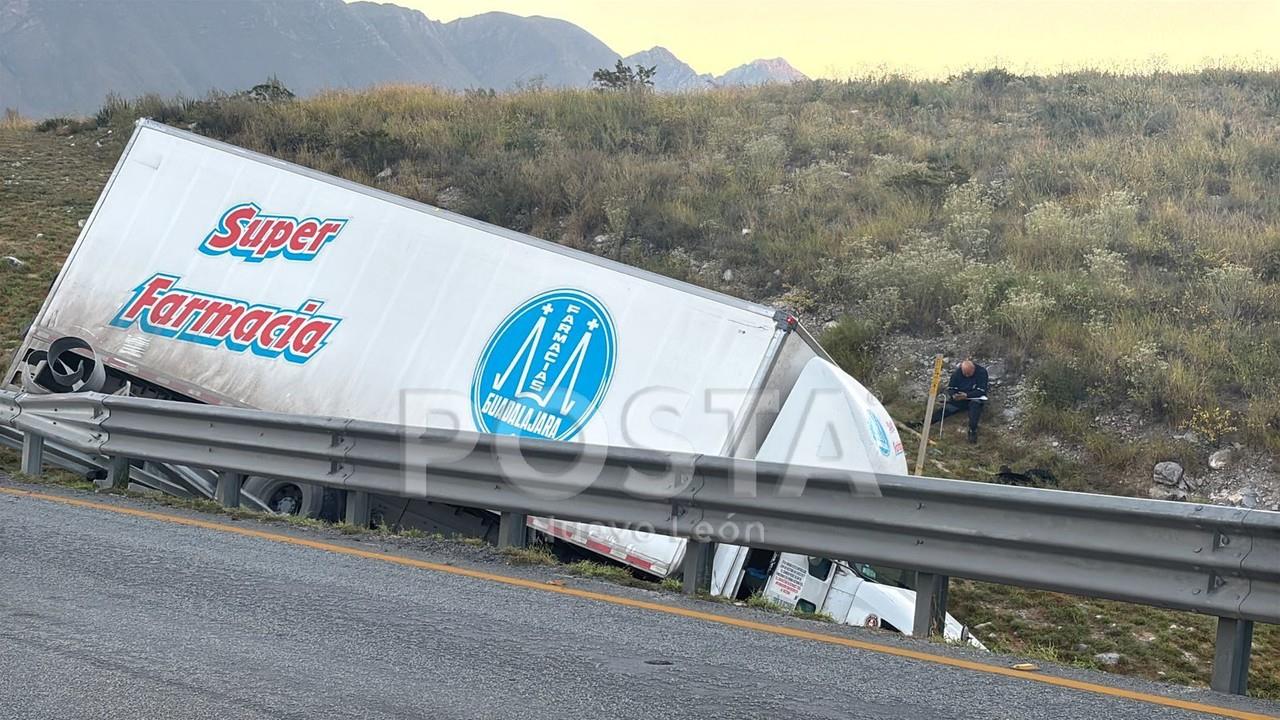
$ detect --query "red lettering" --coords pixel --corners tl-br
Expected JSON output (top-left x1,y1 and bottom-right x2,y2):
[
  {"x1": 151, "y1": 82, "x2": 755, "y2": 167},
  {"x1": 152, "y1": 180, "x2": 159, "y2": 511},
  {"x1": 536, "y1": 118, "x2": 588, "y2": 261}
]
[
  {"x1": 149, "y1": 293, "x2": 189, "y2": 328},
  {"x1": 310, "y1": 221, "x2": 344, "y2": 253},
  {"x1": 256, "y1": 219, "x2": 294, "y2": 258},
  {"x1": 202, "y1": 204, "x2": 257, "y2": 252},
  {"x1": 259, "y1": 314, "x2": 295, "y2": 349},
  {"x1": 190, "y1": 300, "x2": 244, "y2": 337},
  {"x1": 203, "y1": 206, "x2": 345, "y2": 260},
  {"x1": 241, "y1": 218, "x2": 270, "y2": 249},
  {"x1": 170, "y1": 297, "x2": 210, "y2": 329},
  {"x1": 291, "y1": 318, "x2": 336, "y2": 356},
  {"x1": 117, "y1": 275, "x2": 176, "y2": 323},
  {"x1": 290, "y1": 221, "x2": 320, "y2": 254},
  {"x1": 275, "y1": 314, "x2": 307, "y2": 350},
  {"x1": 232, "y1": 308, "x2": 273, "y2": 345}
]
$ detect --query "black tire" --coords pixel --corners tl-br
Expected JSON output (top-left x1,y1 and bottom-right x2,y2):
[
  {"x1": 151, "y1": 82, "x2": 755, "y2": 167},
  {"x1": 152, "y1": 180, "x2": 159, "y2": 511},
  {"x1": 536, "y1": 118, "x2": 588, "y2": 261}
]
[{"x1": 241, "y1": 476, "x2": 325, "y2": 517}]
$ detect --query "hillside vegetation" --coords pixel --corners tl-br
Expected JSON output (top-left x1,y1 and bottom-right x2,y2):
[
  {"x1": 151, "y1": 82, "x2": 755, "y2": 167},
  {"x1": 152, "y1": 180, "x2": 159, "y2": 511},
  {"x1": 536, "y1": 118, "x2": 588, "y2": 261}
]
[
  {"x1": 3, "y1": 71, "x2": 1279, "y2": 694},
  {"x1": 45, "y1": 71, "x2": 1280, "y2": 491}
]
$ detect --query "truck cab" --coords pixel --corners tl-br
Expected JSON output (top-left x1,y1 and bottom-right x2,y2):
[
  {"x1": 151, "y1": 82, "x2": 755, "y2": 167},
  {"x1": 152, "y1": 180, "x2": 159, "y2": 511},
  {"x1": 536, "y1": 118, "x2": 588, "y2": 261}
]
[{"x1": 707, "y1": 357, "x2": 982, "y2": 646}]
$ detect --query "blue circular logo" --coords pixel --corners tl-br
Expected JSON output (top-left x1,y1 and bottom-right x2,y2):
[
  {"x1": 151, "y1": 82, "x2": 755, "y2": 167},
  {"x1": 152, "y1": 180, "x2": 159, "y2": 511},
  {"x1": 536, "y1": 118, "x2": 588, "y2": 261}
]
[
  {"x1": 868, "y1": 415, "x2": 892, "y2": 457},
  {"x1": 471, "y1": 289, "x2": 617, "y2": 441}
]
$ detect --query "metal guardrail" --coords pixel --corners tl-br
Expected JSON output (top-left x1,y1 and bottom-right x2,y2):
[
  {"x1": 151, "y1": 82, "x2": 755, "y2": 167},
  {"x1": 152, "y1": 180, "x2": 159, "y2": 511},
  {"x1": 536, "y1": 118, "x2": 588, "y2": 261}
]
[
  {"x1": 0, "y1": 412, "x2": 272, "y2": 511},
  {"x1": 2, "y1": 390, "x2": 1277, "y2": 695}
]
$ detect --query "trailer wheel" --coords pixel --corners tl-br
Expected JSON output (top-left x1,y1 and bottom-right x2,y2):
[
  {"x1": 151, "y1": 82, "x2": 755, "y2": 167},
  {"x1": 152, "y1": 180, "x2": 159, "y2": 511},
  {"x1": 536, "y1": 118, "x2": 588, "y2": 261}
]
[{"x1": 241, "y1": 477, "x2": 325, "y2": 518}]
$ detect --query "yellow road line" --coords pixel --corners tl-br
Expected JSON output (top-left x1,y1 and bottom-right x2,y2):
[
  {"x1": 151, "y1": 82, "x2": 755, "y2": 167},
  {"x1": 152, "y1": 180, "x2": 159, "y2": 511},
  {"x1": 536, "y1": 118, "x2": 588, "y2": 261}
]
[{"x1": 2, "y1": 485, "x2": 1274, "y2": 720}]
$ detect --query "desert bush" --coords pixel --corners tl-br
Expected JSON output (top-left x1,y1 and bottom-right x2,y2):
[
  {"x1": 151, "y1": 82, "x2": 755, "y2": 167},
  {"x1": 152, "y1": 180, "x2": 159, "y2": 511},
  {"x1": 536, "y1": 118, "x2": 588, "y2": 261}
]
[
  {"x1": 1184, "y1": 406, "x2": 1239, "y2": 445},
  {"x1": 998, "y1": 287, "x2": 1055, "y2": 363},
  {"x1": 1242, "y1": 389, "x2": 1280, "y2": 451},
  {"x1": 1028, "y1": 358, "x2": 1091, "y2": 409},
  {"x1": 1118, "y1": 341, "x2": 1171, "y2": 417},
  {"x1": 1203, "y1": 263, "x2": 1273, "y2": 324},
  {"x1": 942, "y1": 179, "x2": 994, "y2": 258},
  {"x1": 849, "y1": 231, "x2": 966, "y2": 329},
  {"x1": 822, "y1": 317, "x2": 882, "y2": 379},
  {"x1": 1084, "y1": 432, "x2": 1143, "y2": 471}
]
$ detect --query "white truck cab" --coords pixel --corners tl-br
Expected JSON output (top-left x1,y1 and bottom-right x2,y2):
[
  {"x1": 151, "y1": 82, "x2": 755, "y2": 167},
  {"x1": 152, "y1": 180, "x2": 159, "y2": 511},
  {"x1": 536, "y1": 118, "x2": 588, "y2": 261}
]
[{"x1": 707, "y1": 357, "x2": 982, "y2": 646}]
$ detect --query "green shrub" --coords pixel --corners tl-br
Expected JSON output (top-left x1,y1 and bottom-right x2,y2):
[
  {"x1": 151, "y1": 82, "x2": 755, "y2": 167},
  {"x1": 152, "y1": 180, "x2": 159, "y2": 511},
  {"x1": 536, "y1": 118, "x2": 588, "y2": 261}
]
[
  {"x1": 1029, "y1": 358, "x2": 1091, "y2": 409},
  {"x1": 822, "y1": 317, "x2": 882, "y2": 379}
]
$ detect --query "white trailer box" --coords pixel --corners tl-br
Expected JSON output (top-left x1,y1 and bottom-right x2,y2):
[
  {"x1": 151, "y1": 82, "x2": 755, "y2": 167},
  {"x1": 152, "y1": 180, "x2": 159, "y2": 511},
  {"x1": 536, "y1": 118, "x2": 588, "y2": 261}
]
[
  {"x1": 8, "y1": 120, "x2": 813, "y2": 555},
  {"x1": 7, "y1": 120, "x2": 974, "y2": 643}
]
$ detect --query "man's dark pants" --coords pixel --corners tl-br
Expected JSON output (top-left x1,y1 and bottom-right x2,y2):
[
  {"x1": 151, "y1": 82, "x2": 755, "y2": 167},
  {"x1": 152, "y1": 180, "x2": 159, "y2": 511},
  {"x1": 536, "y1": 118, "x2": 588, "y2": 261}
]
[{"x1": 931, "y1": 398, "x2": 985, "y2": 432}]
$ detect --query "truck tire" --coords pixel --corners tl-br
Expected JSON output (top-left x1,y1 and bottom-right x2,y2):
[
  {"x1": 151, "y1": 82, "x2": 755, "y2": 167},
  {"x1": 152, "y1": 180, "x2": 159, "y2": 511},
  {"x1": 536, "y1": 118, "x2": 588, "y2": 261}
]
[{"x1": 241, "y1": 476, "x2": 325, "y2": 518}]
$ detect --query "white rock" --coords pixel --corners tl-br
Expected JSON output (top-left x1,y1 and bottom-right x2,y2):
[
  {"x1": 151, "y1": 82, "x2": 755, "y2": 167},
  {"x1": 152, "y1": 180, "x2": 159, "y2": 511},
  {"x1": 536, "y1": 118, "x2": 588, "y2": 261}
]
[
  {"x1": 1242, "y1": 488, "x2": 1259, "y2": 509},
  {"x1": 1153, "y1": 461, "x2": 1184, "y2": 488},
  {"x1": 77, "y1": 218, "x2": 86, "y2": 228},
  {"x1": 2, "y1": 255, "x2": 24, "y2": 268},
  {"x1": 722, "y1": 269, "x2": 734, "y2": 282},
  {"x1": 1208, "y1": 448, "x2": 1233, "y2": 470},
  {"x1": 375, "y1": 167, "x2": 394, "y2": 180},
  {"x1": 1093, "y1": 652, "x2": 1121, "y2": 666},
  {"x1": 1150, "y1": 485, "x2": 1188, "y2": 502}
]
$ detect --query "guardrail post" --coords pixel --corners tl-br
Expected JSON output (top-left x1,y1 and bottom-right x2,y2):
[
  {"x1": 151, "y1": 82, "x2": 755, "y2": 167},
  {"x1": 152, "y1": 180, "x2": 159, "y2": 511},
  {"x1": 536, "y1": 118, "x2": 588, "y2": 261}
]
[
  {"x1": 215, "y1": 471, "x2": 245, "y2": 509},
  {"x1": 682, "y1": 540, "x2": 715, "y2": 595},
  {"x1": 104, "y1": 456, "x2": 131, "y2": 490},
  {"x1": 1211, "y1": 617, "x2": 1253, "y2": 695},
  {"x1": 20, "y1": 432, "x2": 45, "y2": 477},
  {"x1": 344, "y1": 490, "x2": 370, "y2": 528},
  {"x1": 497, "y1": 511, "x2": 528, "y2": 548},
  {"x1": 912, "y1": 572, "x2": 949, "y2": 639}
]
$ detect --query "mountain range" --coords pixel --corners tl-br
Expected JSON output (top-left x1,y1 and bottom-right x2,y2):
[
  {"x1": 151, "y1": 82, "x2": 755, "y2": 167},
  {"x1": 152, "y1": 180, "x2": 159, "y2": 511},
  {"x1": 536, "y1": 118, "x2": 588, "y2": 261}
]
[{"x1": 0, "y1": 0, "x2": 808, "y2": 117}]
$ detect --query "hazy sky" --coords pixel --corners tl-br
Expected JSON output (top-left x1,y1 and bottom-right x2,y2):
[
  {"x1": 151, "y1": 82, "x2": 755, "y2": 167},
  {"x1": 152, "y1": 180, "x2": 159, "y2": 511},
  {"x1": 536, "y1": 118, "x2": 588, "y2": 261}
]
[{"x1": 390, "y1": 0, "x2": 1280, "y2": 78}]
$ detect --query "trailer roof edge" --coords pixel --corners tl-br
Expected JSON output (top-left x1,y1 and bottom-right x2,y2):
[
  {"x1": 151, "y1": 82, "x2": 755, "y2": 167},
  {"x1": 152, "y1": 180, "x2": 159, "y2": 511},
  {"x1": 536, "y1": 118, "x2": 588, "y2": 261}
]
[{"x1": 136, "y1": 119, "x2": 784, "y2": 322}]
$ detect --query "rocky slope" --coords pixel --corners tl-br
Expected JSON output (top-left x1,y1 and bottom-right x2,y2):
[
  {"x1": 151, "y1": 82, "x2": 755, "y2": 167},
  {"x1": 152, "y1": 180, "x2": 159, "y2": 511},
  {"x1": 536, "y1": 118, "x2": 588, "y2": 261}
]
[
  {"x1": 622, "y1": 46, "x2": 715, "y2": 91},
  {"x1": 717, "y1": 58, "x2": 809, "y2": 86}
]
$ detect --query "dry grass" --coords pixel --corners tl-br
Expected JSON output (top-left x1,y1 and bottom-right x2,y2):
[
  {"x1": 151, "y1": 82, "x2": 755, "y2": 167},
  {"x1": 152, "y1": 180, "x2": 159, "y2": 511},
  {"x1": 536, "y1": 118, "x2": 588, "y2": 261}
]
[
  {"x1": 1, "y1": 109, "x2": 32, "y2": 131},
  {"x1": 950, "y1": 579, "x2": 1280, "y2": 697}
]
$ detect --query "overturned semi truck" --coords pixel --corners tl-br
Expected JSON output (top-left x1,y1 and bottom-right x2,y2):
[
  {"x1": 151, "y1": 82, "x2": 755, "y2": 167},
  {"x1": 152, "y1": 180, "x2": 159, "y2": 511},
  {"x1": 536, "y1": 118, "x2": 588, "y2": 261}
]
[{"x1": 4, "y1": 119, "x2": 978, "y2": 644}]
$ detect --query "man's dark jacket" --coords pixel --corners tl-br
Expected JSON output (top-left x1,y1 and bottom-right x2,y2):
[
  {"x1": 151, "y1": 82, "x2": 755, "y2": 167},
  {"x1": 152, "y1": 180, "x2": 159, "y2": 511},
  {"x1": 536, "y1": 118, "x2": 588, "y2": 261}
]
[{"x1": 947, "y1": 364, "x2": 989, "y2": 399}]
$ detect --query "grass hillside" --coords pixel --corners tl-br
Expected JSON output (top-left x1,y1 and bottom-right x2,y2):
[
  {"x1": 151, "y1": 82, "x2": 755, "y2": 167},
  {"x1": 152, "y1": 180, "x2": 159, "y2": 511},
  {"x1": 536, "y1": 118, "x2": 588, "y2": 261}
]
[{"x1": 1, "y1": 72, "x2": 1277, "y2": 695}]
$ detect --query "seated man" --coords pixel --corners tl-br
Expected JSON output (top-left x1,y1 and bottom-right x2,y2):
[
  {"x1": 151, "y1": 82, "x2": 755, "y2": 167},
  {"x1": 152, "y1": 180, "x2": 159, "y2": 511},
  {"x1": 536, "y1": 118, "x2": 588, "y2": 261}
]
[{"x1": 931, "y1": 359, "x2": 989, "y2": 443}]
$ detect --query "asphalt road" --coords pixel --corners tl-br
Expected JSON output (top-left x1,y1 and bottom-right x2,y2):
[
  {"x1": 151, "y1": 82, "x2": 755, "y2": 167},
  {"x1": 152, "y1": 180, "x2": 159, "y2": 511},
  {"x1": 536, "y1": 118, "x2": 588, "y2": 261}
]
[{"x1": 0, "y1": 485, "x2": 1275, "y2": 720}]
